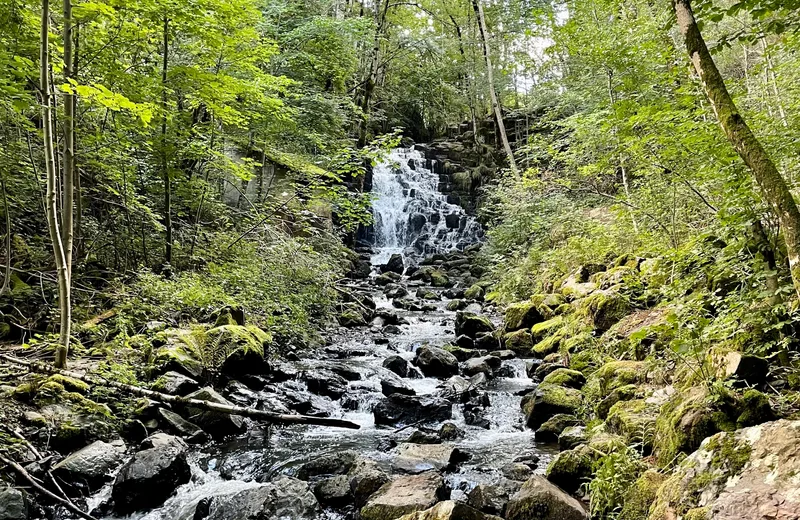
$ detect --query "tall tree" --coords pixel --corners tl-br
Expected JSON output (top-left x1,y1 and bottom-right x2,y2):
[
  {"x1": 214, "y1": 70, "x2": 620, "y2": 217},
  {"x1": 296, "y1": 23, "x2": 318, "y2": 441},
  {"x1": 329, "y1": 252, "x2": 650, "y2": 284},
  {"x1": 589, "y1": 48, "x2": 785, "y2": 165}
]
[
  {"x1": 672, "y1": 0, "x2": 800, "y2": 298},
  {"x1": 471, "y1": 0, "x2": 518, "y2": 174},
  {"x1": 41, "y1": 0, "x2": 71, "y2": 368}
]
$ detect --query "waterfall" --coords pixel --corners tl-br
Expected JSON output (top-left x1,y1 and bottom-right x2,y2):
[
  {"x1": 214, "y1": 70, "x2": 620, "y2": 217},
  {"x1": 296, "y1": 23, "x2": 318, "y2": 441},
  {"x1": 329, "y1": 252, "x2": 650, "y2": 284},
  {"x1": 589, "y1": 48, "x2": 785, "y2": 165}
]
[{"x1": 371, "y1": 148, "x2": 483, "y2": 265}]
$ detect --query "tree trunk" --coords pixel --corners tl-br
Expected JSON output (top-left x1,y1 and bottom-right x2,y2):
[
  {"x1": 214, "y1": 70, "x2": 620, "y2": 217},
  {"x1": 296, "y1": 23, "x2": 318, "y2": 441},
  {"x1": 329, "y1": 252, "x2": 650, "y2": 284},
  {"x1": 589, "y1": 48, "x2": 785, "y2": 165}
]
[
  {"x1": 357, "y1": 0, "x2": 388, "y2": 148},
  {"x1": 673, "y1": 0, "x2": 800, "y2": 298},
  {"x1": 161, "y1": 16, "x2": 172, "y2": 266},
  {"x1": 0, "y1": 172, "x2": 10, "y2": 296},
  {"x1": 471, "y1": 0, "x2": 518, "y2": 174},
  {"x1": 41, "y1": 0, "x2": 71, "y2": 368},
  {"x1": 62, "y1": 0, "x2": 75, "y2": 278},
  {"x1": 73, "y1": 23, "x2": 83, "y2": 262}
]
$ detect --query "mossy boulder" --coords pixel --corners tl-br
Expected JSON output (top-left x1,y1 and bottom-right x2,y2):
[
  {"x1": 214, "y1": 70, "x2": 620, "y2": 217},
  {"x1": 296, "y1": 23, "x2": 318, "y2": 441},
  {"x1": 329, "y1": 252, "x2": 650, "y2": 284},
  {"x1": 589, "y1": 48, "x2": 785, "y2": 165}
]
[
  {"x1": 568, "y1": 350, "x2": 604, "y2": 376},
  {"x1": 541, "y1": 368, "x2": 585, "y2": 389},
  {"x1": 152, "y1": 328, "x2": 207, "y2": 379},
  {"x1": 618, "y1": 470, "x2": 666, "y2": 520},
  {"x1": 456, "y1": 312, "x2": 494, "y2": 339},
  {"x1": 584, "y1": 361, "x2": 649, "y2": 401},
  {"x1": 464, "y1": 284, "x2": 485, "y2": 300},
  {"x1": 736, "y1": 389, "x2": 775, "y2": 428},
  {"x1": 206, "y1": 325, "x2": 272, "y2": 376},
  {"x1": 532, "y1": 328, "x2": 567, "y2": 358},
  {"x1": 545, "y1": 445, "x2": 593, "y2": 494},
  {"x1": 531, "y1": 316, "x2": 564, "y2": 341},
  {"x1": 505, "y1": 476, "x2": 588, "y2": 520},
  {"x1": 521, "y1": 383, "x2": 583, "y2": 429},
  {"x1": 653, "y1": 386, "x2": 738, "y2": 466},
  {"x1": 504, "y1": 329, "x2": 533, "y2": 354},
  {"x1": 504, "y1": 301, "x2": 547, "y2": 332},
  {"x1": 535, "y1": 414, "x2": 582, "y2": 443},
  {"x1": 606, "y1": 399, "x2": 659, "y2": 452},
  {"x1": 47, "y1": 374, "x2": 90, "y2": 394},
  {"x1": 595, "y1": 384, "x2": 639, "y2": 419},
  {"x1": 591, "y1": 265, "x2": 637, "y2": 289},
  {"x1": 429, "y1": 270, "x2": 451, "y2": 287},
  {"x1": 531, "y1": 293, "x2": 565, "y2": 309},
  {"x1": 578, "y1": 289, "x2": 632, "y2": 332}
]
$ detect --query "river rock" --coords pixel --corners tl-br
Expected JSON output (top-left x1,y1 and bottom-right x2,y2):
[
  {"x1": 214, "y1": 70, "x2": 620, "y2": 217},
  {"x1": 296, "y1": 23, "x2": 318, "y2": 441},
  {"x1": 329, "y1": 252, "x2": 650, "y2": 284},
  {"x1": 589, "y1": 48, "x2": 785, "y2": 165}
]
[
  {"x1": 464, "y1": 355, "x2": 500, "y2": 378},
  {"x1": 0, "y1": 486, "x2": 28, "y2": 520},
  {"x1": 202, "y1": 477, "x2": 319, "y2": 520},
  {"x1": 384, "y1": 355, "x2": 412, "y2": 377},
  {"x1": 376, "y1": 271, "x2": 403, "y2": 285},
  {"x1": 157, "y1": 408, "x2": 207, "y2": 443},
  {"x1": 374, "y1": 394, "x2": 452, "y2": 425},
  {"x1": 467, "y1": 478, "x2": 522, "y2": 516},
  {"x1": 296, "y1": 450, "x2": 358, "y2": 480},
  {"x1": 535, "y1": 414, "x2": 582, "y2": 443},
  {"x1": 154, "y1": 371, "x2": 199, "y2": 396},
  {"x1": 455, "y1": 312, "x2": 494, "y2": 338},
  {"x1": 397, "y1": 500, "x2": 502, "y2": 520},
  {"x1": 558, "y1": 426, "x2": 588, "y2": 450},
  {"x1": 382, "y1": 254, "x2": 406, "y2": 274},
  {"x1": 392, "y1": 443, "x2": 459, "y2": 474},
  {"x1": 300, "y1": 369, "x2": 348, "y2": 399},
  {"x1": 541, "y1": 368, "x2": 586, "y2": 389},
  {"x1": 505, "y1": 476, "x2": 588, "y2": 520},
  {"x1": 503, "y1": 463, "x2": 534, "y2": 481},
  {"x1": 349, "y1": 458, "x2": 390, "y2": 507},
  {"x1": 360, "y1": 471, "x2": 447, "y2": 520},
  {"x1": 521, "y1": 383, "x2": 583, "y2": 429},
  {"x1": 504, "y1": 301, "x2": 547, "y2": 332},
  {"x1": 348, "y1": 258, "x2": 372, "y2": 279},
  {"x1": 111, "y1": 434, "x2": 191, "y2": 514},
  {"x1": 414, "y1": 346, "x2": 459, "y2": 378},
  {"x1": 440, "y1": 375, "x2": 478, "y2": 402},
  {"x1": 53, "y1": 440, "x2": 126, "y2": 491},
  {"x1": 314, "y1": 475, "x2": 352, "y2": 508},
  {"x1": 545, "y1": 445, "x2": 593, "y2": 494},
  {"x1": 182, "y1": 387, "x2": 245, "y2": 439},
  {"x1": 385, "y1": 284, "x2": 409, "y2": 299},
  {"x1": 439, "y1": 422, "x2": 465, "y2": 441},
  {"x1": 381, "y1": 373, "x2": 416, "y2": 396}
]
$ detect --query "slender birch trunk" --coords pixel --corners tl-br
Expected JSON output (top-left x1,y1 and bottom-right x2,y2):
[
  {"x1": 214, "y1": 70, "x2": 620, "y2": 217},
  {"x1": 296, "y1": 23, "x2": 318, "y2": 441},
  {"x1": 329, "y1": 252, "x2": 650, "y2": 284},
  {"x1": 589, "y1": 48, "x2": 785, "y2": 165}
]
[
  {"x1": 161, "y1": 16, "x2": 172, "y2": 266},
  {"x1": 673, "y1": 0, "x2": 800, "y2": 298},
  {"x1": 62, "y1": 0, "x2": 74, "y2": 278},
  {"x1": 471, "y1": 0, "x2": 518, "y2": 174}
]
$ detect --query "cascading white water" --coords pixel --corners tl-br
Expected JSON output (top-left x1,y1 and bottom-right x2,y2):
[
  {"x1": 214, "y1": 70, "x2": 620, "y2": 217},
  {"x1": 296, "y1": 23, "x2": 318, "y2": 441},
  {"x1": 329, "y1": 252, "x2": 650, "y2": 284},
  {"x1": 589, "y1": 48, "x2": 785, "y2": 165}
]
[{"x1": 371, "y1": 148, "x2": 482, "y2": 265}]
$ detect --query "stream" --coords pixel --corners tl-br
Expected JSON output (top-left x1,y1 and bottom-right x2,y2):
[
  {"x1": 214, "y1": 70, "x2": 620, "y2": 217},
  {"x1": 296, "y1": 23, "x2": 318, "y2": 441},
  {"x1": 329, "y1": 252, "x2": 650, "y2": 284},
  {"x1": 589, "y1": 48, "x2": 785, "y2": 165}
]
[{"x1": 94, "y1": 148, "x2": 554, "y2": 519}]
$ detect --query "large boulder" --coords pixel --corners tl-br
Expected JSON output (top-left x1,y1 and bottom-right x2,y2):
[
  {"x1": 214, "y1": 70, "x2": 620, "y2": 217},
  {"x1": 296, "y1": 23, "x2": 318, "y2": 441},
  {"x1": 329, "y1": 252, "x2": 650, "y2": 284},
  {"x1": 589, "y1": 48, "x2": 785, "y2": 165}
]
[
  {"x1": 112, "y1": 434, "x2": 191, "y2": 514},
  {"x1": 360, "y1": 472, "x2": 447, "y2": 520},
  {"x1": 505, "y1": 476, "x2": 588, "y2": 520},
  {"x1": 414, "y1": 346, "x2": 459, "y2": 378},
  {"x1": 455, "y1": 312, "x2": 494, "y2": 339},
  {"x1": 382, "y1": 254, "x2": 406, "y2": 274},
  {"x1": 314, "y1": 475, "x2": 352, "y2": 508},
  {"x1": 152, "y1": 371, "x2": 200, "y2": 396},
  {"x1": 606, "y1": 399, "x2": 659, "y2": 451},
  {"x1": 208, "y1": 325, "x2": 271, "y2": 377},
  {"x1": 467, "y1": 478, "x2": 522, "y2": 516},
  {"x1": 203, "y1": 477, "x2": 319, "y2": 520},
  {"x1": 296, "y1": 450, "x2": 358, "y2": 480},
  {"x1": 381, "y1": 372, "x2": 416, "y2": 396},
  {"x1": 503, "y1": 329, "x2": 533, "y2": 354},
  {"x1": 504, "y1": 302, "x2": 546, "y2": 332},
  {"x1": 545, "y1": 445, "x2": 594, "y2": 494},
  {"x1": 0, "y1": 486, "x2": 28, "y2": 520},
  {"x1": 541, "y1": 368, "x2": 585, "y2": 389},
  {"x1": 374, "y1": 394, "x2": 452, "y2": 426},
  {"x1": 578, "y1": 289, "x2": 631, "y2": 332},
  {"x1": 649, "y1": 420, "x2": 800, "y2": 520},
  {"x1": 708, "y1": 348, "x2": 769, "y2": 386},
  {"x1": 535, "y1": 414, "x2": 582, "y2": 443},
  {"x1": 521, "y1": 383, "x2": 583, "y2": 429},
  {"x1": 396, "y1": 501, "x2": 502, "y2": 520},
  {"x1": 53, "y1": 440, "x2": 125, "y2": 491},
  {"x1": 348, "y1": 458, "x2": 390, "y2": 508},
  {"x1": 181, "y1": 387, "x2": 245, "y2": 439},
  {"x1": 464, "y1": 356, "x2": 499, "y2": 378},
  {"x1": 384, "y1": 355, "x2": 412, "y2": 378},
  {"x1": 392, "y1": 443, "x2": 459, "y2": 474}
]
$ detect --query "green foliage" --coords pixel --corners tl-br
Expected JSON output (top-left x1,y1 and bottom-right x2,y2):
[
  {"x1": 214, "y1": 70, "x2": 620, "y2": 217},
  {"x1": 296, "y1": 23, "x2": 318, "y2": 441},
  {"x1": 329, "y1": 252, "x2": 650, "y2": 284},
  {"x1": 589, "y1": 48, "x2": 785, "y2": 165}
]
[{"x1": 587, "y1": 446, "x2": 648, "y2": 519}]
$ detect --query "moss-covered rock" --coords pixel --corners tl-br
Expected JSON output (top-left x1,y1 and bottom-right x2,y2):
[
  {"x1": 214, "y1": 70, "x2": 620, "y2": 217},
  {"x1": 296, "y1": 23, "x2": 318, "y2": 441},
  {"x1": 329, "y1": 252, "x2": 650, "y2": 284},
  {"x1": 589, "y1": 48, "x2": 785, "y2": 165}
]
[
  {"x1": 535, "y1": 414, "x2": 582, "y2": 443},
  {"x1": 532, "y1": 328, "x2": 567, "y2": 358},
  {"x1": 504, "y1": 329, "x2": 533, "y2": 354},
  {"x1": 429, "y1": 270, "x2": 450, "y2": 287},
  {"x1": 545, "y1": 445, "x2": 593, "y2": 494},
  {"x1": 521, "y1": 383, "x2": 583, "y2": 429},
  {"x1": 504, "y1": 301, "x2": 547, "y2": 332},
  {"x1": 568, "y1": 350, "x2": 604, "y2": 376},
  {"x1": 541, "y1": 368, "x2": 585, "y2": 389},
  {"x1": 736, "y1": 389, "x2": 775, "y2": 428},
  {"x1": 558, "y1": 426, "x2": 587, "y2": 450},
  {"x1": 505, "y1": 476, "x2": 588, "y2": 520},
  {"x1": 531, "y1": 316, "x2": 564, "y2": 341},
  {"x1": 578, "y1": 289, "x2": 632, "y2": 331},
  {"x1": 584, "y1": 361, "x2": 649, "y2": 401},
  {"x1": 456, "y1": 312, "x2": 495, "y2": 339},
  {"x1": 464, "y1": 284, "x2": 485, "y2": 300},
  {"x1": 206, "y1": 325, "x2": 271, "y2": 376},
  {"x1": 595, "y1": 384, "x2": 639, "y2": 419},
  {"x1": 606, "y1": 399, "x2": 659, "y2": 452},
  {"x1": 653, "y1": 386, "x2": 738, "y2": 466},
  {"x1": 152, "y1": 328, "x2": 207, "y2": 379},
  {"x1": 618, "y1": 470, "x2": 666, "y2": 520},
  {"x1": 47, "y1": 374, "x2": 90, "y2": 394}
]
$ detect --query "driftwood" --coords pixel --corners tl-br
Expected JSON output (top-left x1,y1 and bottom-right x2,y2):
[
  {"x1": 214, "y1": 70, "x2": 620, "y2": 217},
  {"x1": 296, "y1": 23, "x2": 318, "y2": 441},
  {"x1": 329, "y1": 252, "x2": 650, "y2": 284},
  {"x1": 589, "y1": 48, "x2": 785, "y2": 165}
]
[
  {"x1": 0, "y1": 354, "x2": 361, "y2": 430},
  {"x1": 0, "y1": 454, "x2": 99, "y2": 520}
]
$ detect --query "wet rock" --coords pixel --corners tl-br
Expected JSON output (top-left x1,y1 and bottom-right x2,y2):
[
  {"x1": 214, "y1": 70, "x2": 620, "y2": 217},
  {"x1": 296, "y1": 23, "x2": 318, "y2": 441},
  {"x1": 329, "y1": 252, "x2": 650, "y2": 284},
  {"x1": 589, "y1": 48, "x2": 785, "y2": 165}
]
[
  {"x1": 504, "y1": 329, "x2": 533, "y2": 354},
  {"x1": 374, "y1": 394, "x2": 452, "y2": 426},
  {"x1": 490, "y1": 350, "x2": 516, "y2": 360},
  {"x1": 384, "y1": 355, "x2": 412, "y2": 378},
  {"x1": 455, "y1": 334, "x2": 475, "y2": 349},
  {"x1": 382, "y1": 254, "x2": 406, "y2": 275},
  {"x1": 521, "y1": 383, "x2": 583, "y2": 429},
  {"x1": 464, "y1": 355, "x2": 501, "y2": 378},
  {"x1": 467, "y1": 478, "x2": 521, "y2": 516},
  {"x1": 443, "y1": 288, "x2": 465, "y2": 299},
  {"x1": 153, "y1": 371, "x2": 199, "y2": 396},
  {"x1": 0, "y1": 486, "x2": 28, "y2": 520},
  {"x1": 416, "y1": 288, "x2": 440, "y2": 301},
  {"x1": 475, "y1": 332, "x2": 501, "y2": 350},
  {"x1": 505, "y1": 475, "x2": 588, "y2": 520},
  {"x1": 404, "y1": 430, "x2": 441, "y2": 444},
  {"x1": 348, "y1": 458, "x2": 390, "y2": 508},
  {"x1": 440, "y1": 375, "x2": 478, "y2": 403},
  {"x1": 314, "y1": 475, "x2": 352, "y2": 508},
  {"x1": 414, "y1": 346, "x2": 459, "y2": 378},
  {"x1": 535, "y1": 414, "x2": 582, "y2": 443},
  {"x1": 392, "y1": 443, "x2": 459, "y2": 474},
  {"x1": 444, "y1": 346, "x2": 485, "y2": 362},
  {"x1": 513, "y1": 453, "x2": 541, "y2": 470},
  {"x1": 300, "y1": 370, "x2": 348, "y2": 399},
  {"x1": 446, "y1": 299, "x2": 467, "y2": 311},
  {"x1": 339, "y1": 307, "x2": 369, "y2": 327},
  {"x1": 348, "y1": 258, "x2": 373, "y2": 279},
  {"x1": 503, "y1": 463, "x2": 534, "y2": 481},
  {"x1": 558, "y1": 426, "x2": 588, "y2": 451},
  {"x1": 111, "y1": 434, "x2": 191, "y2": 514},
  {"x1": 445, "y1": 214, "x2": 460, "y2": 229},
  {"x1": 296, "y1": 450, "x2": 358, "y2": 480},
  {"x1": 381, "y1": 373, "x2": 416, "y2": 397},
  {"x1": 455, "y1": 312, "x2": 494, "y2": 339},
  {"x1": 203, "y1": 477, "x2": 319, "y2": 520},
  {"x1": 53, "y1": 440, "x2": 126, "y2": 491},
  {"x1": 157, "y1": 408, "x2": 207, "y2": 443},
  {"x1": 396, "y1": 500, "x2": 502, "y2": 520},
  {"x1": 376, "y1": 271, "x2": 403, "y2": 285},
  {"x1": 360, "y1": 471, "x2": 447, "y2": 520},
  {"x1": 394, "y1": 298, "x2": 426, "y2": 312},
  {"x1": 385, "y1": 284, "x2": 409, "y2": 299},
  {"x1": 439, "y1": 422, "x2": 465, "y2": 441},
  {"x1": 409, "y1": 213, "x2": 427, "y2": 233},
  {"x1": 545, "y1": 445, "x2": 593, "y2": 494},
  {"x1": 384, "y1": 324, "x2": 403, "y2": 334},
  {"x1": 182, "y1": 387, "x2": 245, "y2": 439}
]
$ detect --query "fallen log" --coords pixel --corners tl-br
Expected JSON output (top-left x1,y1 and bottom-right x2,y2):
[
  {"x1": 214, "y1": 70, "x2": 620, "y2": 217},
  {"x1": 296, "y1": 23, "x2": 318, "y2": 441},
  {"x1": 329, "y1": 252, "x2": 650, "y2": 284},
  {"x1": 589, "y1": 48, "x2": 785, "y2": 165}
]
[{"x1": 0, "y1": 354, "x2": 361, "y2": 430}]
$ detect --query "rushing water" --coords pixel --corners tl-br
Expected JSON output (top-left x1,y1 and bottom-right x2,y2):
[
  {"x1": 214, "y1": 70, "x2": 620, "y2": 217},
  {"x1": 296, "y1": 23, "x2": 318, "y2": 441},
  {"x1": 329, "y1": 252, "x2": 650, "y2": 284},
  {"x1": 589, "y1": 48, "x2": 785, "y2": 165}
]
[{"x1": 371, "y1": 148, "x2": 483, "y2": 265}]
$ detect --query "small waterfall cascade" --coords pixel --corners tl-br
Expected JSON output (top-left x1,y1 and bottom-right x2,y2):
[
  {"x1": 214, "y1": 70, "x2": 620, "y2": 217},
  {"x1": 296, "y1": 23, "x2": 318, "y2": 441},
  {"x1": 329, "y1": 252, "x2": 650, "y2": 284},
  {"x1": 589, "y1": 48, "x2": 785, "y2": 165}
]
[{"x1": 371, "y1": 148, "x2": 483, "y2": 265}]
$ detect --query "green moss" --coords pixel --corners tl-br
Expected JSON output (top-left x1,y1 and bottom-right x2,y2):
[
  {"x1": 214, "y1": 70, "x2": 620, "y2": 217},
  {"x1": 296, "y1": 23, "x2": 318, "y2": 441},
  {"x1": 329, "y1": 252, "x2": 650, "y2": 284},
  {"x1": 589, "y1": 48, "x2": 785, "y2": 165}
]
[
  {"x1": 429, "y1": 270, "x2": 450, "y2": 287},
  {"x1": 684, "y1": 507, "x2": 710, "y2": 520},
  {"x1": 504, "y1": 301, "x2": 547, "y2": 331},
  {"x1": 546, "y1": 444, "x2": 594, "y2": 493},
  {"x1": 706, "y1": 433, "x2": 752, "y2": 476},
  {"x1": 464, "y1": 284, "x2": 484, "y2": 300},
  {"x1": 578, "y1": 289, "x2": 632, "y2": 331},
  {"x1": 736, "y1": 389, "x2": 775, "y2": 428},
  {"x1": 531, "y1": 316, "x2": 564, "y2": 339},
  {"x1": 596, "y1": 384, "x2": 639, "y2": 419},
  {"x1": 560, "y1": 331, "x2": 594, "y2": 354},
  {"x1": 541, "y1": 368, "x2": 585, "y2": 389},
  {"x1": 619, "y1": 469, "x2": 666, "y2": 520},
  {"x1": 47, "y1": 374, "x2": 89, "y2": 394},
  {"x1": 569, "y1": 350, "x2": 605, "y2": 376},
  {"x1": 606, "y1": 399, "x2": 658, "y2": 451},
  {"x1": 532, "y1": 327, "x2": 567, "y2": 357},
  {"x1": 585, "y1": 361, "x2": 648, "y2": 401},
  {"x1": 504, "y1": 328, "x2": 533, "y2": 354}
]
